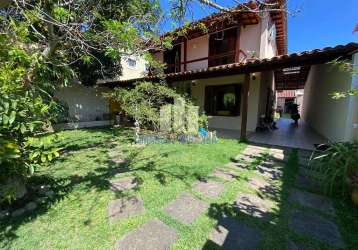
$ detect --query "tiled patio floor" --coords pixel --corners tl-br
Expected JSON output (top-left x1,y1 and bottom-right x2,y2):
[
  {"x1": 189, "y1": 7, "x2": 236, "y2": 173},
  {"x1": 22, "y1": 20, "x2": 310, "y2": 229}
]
[{"x1": 214, "y1": 118, "x2": 328, "y2": 150}]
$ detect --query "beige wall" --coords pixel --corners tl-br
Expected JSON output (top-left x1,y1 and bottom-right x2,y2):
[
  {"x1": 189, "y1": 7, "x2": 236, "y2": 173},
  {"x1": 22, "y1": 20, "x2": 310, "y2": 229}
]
[
  {"x1": 119, "y1": 55, "x2": 148, "y2": 80},
  {"x1": 259, "y1": 15, "x2": 277, "y2": 58},
  {"x1": 56, "y1": 84, "x2": 110, "y2": 122},
  {"x1": 174, "y1": 73, "x2": 262, "y2": 132},
  {"x1": 240, "y1": 24, "x2": 261, "y2": 60},
  {"x1": 186, "y1": 35, "x2": 209, "y2": 70},
  {"x1": 302, "y1": 61, "x2": 355, "y2": 142}
]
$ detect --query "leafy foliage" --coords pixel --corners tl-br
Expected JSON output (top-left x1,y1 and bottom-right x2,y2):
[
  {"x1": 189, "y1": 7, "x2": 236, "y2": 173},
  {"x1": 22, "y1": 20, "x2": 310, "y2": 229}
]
[
  {"x1": 328, "y1": 59, "x2": 358, "y2": 99},
  {"x1": 0, "y1": 26, "x2": 66, "y2": 203},
  {"x1": 107, "y1": 81, "x2": 186, "y2": 130},
  {"x1": 310, "y1": 142, "x2": 358, "y2": 196}
]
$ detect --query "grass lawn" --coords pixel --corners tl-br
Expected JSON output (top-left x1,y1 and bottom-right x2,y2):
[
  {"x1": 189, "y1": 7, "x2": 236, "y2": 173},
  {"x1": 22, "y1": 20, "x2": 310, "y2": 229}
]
[{"x1": 1, "y1": 127, "x2": 357, "y2": 249}]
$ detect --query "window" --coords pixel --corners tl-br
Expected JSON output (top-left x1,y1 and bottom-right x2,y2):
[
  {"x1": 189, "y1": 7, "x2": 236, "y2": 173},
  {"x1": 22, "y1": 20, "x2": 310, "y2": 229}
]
[
  {"x1": 164, "y1": 44, "x2": 181, "y2": 73},
  {"x1": 209, "y1": 28, "x2": 237, "y2": 67},
  {"x1": 127, "y1": 58, "x2": 137, "y2": 68},
  {"x1": 205, "y1": 84, "x2": 241, "y2": 116}
]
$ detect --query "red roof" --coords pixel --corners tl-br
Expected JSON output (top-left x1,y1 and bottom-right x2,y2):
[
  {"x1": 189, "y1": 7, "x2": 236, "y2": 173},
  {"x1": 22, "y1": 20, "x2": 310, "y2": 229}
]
[{"x1": 277, "y1": 90, "x2": 295, "y2": 98}]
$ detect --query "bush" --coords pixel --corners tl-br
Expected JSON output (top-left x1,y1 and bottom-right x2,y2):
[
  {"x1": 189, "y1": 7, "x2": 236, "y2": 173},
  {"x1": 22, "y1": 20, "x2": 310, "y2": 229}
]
[{"x1": 310, "y1": 142, "x2": 358, "y2": 196}]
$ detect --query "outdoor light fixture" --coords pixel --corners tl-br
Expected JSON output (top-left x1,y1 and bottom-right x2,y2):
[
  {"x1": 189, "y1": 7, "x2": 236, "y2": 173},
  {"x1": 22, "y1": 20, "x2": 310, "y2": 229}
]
[
  {"x1": 191, "y1": 80, "x2": 197, "y2": 86},
  {"x1": 251, "y1": 73, "x2": 256, "y2": 80}
]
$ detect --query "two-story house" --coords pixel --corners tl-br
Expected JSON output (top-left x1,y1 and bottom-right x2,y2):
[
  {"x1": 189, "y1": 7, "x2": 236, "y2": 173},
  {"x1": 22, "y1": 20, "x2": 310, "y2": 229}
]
[
  {"x1": 100, "y1": 1, "x2": 358, "y2": 147},
  {"x1": 146, "y1": 2, "x2": 287, "y2": 137}
]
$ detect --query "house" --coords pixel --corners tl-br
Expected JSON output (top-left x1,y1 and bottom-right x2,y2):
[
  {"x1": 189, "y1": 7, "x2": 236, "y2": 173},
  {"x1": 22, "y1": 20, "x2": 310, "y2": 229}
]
[
  {"x1": 275, "y1": 90, "x2": 304, "y2": 114},
  {"x1": 54, "y1": 54, "x2": 148, "y2": 129},
  {"x1": 102, "y1": 1, "x2": 358, "y2": 149}
]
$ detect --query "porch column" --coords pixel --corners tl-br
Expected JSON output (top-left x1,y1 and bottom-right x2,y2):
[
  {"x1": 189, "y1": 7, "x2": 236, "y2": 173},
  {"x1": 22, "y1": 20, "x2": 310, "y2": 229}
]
[{"x1": 240, "y1": 73, "x2": 250, "y2": 141}]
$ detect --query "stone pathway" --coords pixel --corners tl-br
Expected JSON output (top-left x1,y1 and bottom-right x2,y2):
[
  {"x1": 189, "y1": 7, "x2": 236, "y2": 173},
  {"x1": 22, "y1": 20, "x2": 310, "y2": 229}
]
[
  {"x1": 108, "y1": 196, "x2": 145, "y2": 222},
  {"x1": 164, "y1": 192, "x2": 208, "y2": 224},
  {"x1": 107, "y1": 145, "x2": 345, "y2": 250},
  {"x1": 287, "y1": 150, "x2": 344, "y2": 249},
  {"x1": 288, "y1": 209, "x2": 344, "y2": 248},
  {"x1": 193, "y1": 179, "x2": 225, "y2": 199},
  {"x1": 209, "y1": 217, "x2": 262, "y2": 250},
  {"x1": 110, "y1": 176, "x2": 138, "y2": 192},
  {"x1": 115, "y1": 219, "x2": 178, "y2": 250}
]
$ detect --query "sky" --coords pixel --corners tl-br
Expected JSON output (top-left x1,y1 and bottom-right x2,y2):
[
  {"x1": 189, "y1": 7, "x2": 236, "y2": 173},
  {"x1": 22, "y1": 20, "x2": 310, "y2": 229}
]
[{"x1": 159, "y1": 0, "x2": 358, "y2": 53}]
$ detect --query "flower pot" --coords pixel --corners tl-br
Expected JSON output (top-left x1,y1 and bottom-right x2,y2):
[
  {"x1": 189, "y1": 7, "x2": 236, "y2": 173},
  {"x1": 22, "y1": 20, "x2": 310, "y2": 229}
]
[{"x1": 352, "y1": 187, "x2": 358, "y2": 206}]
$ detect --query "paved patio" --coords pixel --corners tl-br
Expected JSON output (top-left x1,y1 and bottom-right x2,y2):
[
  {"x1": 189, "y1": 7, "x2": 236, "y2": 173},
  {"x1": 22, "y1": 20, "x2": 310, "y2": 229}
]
[{"x1": 215, "y1": 118, "x2": 328, "y2": 150}]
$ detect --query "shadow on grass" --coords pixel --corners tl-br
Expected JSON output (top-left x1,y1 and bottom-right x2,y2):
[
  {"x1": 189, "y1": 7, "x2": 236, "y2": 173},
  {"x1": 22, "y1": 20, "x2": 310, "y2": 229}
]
[{"x1": 0, "y1": 136, "x2": 211, "y2": 248}]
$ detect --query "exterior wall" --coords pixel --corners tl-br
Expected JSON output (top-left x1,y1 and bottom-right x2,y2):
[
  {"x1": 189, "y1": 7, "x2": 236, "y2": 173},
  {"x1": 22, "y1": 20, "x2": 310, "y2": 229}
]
[
  {"x1": 186, "y1": 35, "x2": 209, "y2": 70},
  {"x1": 152, "y1": 17, "x2": 275, "y2": 70},
  {"x1": 173, "y1": 73, "x2": 262, "y2": 132},
  {"x1": 349, "y1": 53, "x2": 358, "y2": 141},
  {"x1": 302, "y1": 63, "x2": 354, "y2": 142},
  {"x1": 55, "y1": 83, "x2": 110, "y2": 122},
  {"x1": 119, "y1": 55, "x2": 148, "y2": 80},
  {"x1": 239, "y1": 24, "x2": 261, "y2": 60},
  {"x1": 259, "y1": 15, "x2": 277, "y2": 58}
]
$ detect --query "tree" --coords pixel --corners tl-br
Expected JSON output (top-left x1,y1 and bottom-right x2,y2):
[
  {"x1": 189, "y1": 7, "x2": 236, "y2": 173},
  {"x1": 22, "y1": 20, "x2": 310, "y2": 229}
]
[{"x1": 0, "y1": 0, "x2": 166, "y2": 203}]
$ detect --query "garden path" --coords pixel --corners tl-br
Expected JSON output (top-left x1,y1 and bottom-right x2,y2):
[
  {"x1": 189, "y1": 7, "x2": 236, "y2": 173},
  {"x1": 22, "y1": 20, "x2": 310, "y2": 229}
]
[{"x1": 106, "y1": 144, "x2": 344, "y2": 250}]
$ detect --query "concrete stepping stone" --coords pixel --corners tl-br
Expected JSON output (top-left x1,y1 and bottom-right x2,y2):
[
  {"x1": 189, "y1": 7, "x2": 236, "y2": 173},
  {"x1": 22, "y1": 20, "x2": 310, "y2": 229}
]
[
  {"x1": 256, "y1": 163, "x2": 283, "y2": 181},
  {"x1": 248, "y1": 176, "x2": 280, "y2": 200},
  {"x1": 211, "y1": 168, "x2": 239, "y2": 181},
  {"x1": 295, "y1": 174, "x2": 322, "y2": 193},
  {"x1": 289, "y1": 188, "x2": 335, "y2": 215},
  {"x1": 116, "y1": 219, "x2": 178, "y2": 250},
  {"x1": 287, "y1": 240, "x2": 314, "y2": 250},
  {"x1": 248, "y1": 176, "x2": 270, "y2": 190},
  {"x1": 234, "y1": 193, "x2": 274, "y2": 220},
  {"x1": 108, "y1": 196, "x2": 145, "y2": 222},
  {"x1": 110, "y1": 176, "x2": 138, "y2": 192},
  {"x1": 164, "y1": 193, "x2": 208, "y2": 224},
  {"x1": 288, "y1": 210, "x2": 344, "y2": 248},
  {"x1": 193, "y1": 179, "x2": 225, "y2": 198},
  {"x1": 209, "y1": 217, "x2": 262, "y2": 250}
]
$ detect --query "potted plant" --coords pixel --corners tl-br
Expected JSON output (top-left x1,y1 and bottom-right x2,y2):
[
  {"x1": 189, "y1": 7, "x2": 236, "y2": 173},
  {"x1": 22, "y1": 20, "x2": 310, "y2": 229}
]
[{"x1": 310, "y1": 142, "x2": 358, "y2": 204}]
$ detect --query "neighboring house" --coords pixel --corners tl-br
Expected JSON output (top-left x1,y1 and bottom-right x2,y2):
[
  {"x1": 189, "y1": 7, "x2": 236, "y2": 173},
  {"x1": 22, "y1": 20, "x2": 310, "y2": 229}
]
[
  {"x1": 276, "y1": 90, "x2": 304, "y2": 114},
  {"x1": 55, "y1": 54, "x2": 147, "y2": 128},
  {"x1": 103, "y1": 1, "x2": 358, "y2": 146}
]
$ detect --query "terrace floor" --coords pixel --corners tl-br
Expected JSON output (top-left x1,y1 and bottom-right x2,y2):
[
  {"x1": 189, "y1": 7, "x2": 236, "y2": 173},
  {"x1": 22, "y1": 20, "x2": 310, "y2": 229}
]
[{"x1": 215, "y1": 118, "x2": 328, "y2": 150}]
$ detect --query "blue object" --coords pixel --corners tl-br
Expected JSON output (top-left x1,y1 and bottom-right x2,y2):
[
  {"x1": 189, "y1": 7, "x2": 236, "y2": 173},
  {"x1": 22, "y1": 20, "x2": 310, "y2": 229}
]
[{"x1": 199, "y1": 128, "x2": 208, "y2": 138}]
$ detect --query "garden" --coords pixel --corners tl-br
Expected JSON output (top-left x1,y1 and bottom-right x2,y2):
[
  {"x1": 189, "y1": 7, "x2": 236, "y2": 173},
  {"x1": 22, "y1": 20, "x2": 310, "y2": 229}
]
[{"x1": 1, "y1": 127, "x2": 358, "y2": 249}]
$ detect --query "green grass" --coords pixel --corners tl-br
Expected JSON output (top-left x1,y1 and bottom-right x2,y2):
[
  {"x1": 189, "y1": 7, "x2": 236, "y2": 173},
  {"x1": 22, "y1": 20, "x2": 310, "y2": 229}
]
[{"x1": 1, "y1": 127, "x2": 357, "y2": 250}]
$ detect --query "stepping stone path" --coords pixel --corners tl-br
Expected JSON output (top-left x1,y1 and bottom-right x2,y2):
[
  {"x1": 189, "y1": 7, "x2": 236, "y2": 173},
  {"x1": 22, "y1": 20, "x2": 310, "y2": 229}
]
[
  {"x1": 109, "y1": 145, "x2": 345, "y2": 249},
  {"x1": 234, "y1": 193, "x2": 274, "y2": 219},
  {"x1": 193, "y1": 179, "x2": 225, "y2": 198},
  {"x1": 288, "y1": 209, "x2": 344, "y2": 248},
  {"x1": 286, "y1": 150, "x2": 344, "y2": 248},
  {"x1": 116, "y1": 219, "x2": 178, "y2": 250},
  {"x1": 211, "y1": 168, "x2": 239, "y2": 181},
  {"x1": 108, "y1": 196, "x2": 145, "y2": 222},
  {"x1": 110, "y1": 176, "x2": 138, "y2": 192},
  {"x1": 209, "y1": 217, "x2": 262, "y2": 250},
  {"x1": 287, "y1": 240, "x2": 314, "y2": 250},
  {"x1": 289, "y1": 188, "x2": 335, "y2": 215},
  {"x1": 164, "y1": 192, "x2": 208, "y2": 224}
]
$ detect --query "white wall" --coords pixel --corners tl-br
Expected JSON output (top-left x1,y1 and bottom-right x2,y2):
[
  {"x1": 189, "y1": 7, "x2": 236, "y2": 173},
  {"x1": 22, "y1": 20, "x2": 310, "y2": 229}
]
[
  {"x1": 240, "y1": 24, "x2": 261, "y2": 60},
  {"x1": 174, "y1": 73, "x2": 262, "y2": 132},
  {"x1": 55, "y1": 84, "x2": 110, "y2": 122},
  {"x1": 119, "y1": 55, "x2": 148, "y2": 80},
  {"x1": 302, "y1": 62, "x2": 355, "y2": 142},
  {"x1": 186, "y1": 35, "x2": 209, "y2": 71},
  {"x1": 259, "y1": 15, "x2": 277, "y2": 58}
]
